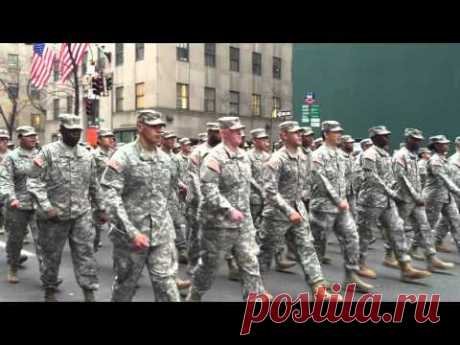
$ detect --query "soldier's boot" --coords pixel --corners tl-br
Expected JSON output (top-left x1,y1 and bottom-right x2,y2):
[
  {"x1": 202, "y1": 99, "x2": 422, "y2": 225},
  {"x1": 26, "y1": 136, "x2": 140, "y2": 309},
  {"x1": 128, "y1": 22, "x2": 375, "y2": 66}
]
[
  {"x1": 427, "y1": 255, "x2": 455, "y2": 271},
  {"x1": 274, "y1": 252, "x2": 296, "y2": 272},
  {"x1": 409, "y1": 245, "x2": 424, "y2": 261},
  {"x1": 382, "y1": 251, "x2": 399, "y2": 269},
  {"x1": 83, "y1": 289, "x2": 96, "y2": 302},
  {"x1": 176, "y1": 277, "x2": 192, "y2": 290},
  {"x1": 227, "y1": 258, "x2": 241, "y2": 282},
  {"x1": 344, "y1": 270, "x2": 374, "y2": 293},
  {"x1": 185, "y1": 288, "x2": 202, "y2": 302},
  {"x1": 178, "y1": 249, "x2": 189, "y2": 265},
  {"x1": 311, "y1": 281, "x2": 343, "y2": 302},
  {"x1": 357, "y1": 260, "x2": 377, "y2": 279},
  {"x1": 399, "y1": 261, "x2": 432, "y2": 282},
  {"x1": 435, "y1": 240, "x2": 452, "y2": 253},
  {"x1": 44, "y1": 288, "x2": 57, "y2": 302},
  {"x1": 7, "y1": 267, "x2": 18, "y2": 284}
]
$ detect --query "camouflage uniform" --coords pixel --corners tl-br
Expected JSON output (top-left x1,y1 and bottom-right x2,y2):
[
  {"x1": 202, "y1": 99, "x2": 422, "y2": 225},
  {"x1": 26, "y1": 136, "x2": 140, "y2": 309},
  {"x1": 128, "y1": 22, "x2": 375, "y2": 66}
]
[
  {"x1": 356, "y1": 126, "x2": 411, "y2": 265},
  {"x1": 191, "y1": 118, "x2": 265, "y2": 300},
  {"x1": 0, "y1": 129, "x2": 11, "y2": 232},
  {"x1": 423, "y1": 136, "x2": 460, "y2": 251},
  {"x1": 27, "y1": 116, "x2": 105, "y2": 293},
  {"x1": 176, "y1": 139, "x2": 191, "y2": 239},
  {"x1": 258, "y1": 121, "x2": 324, "y2": 287},
  {"x1": 339, "y1": 135, "x2": 357, "y2": 219}
]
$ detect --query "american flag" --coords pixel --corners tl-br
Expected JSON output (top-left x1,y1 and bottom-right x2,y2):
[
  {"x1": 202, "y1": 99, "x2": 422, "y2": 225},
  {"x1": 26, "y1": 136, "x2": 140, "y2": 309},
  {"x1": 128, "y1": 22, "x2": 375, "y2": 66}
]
[
  {"x1": 30, "y1": 43, "x2": 56, "y2": 89},
  {"x1": 58, "y1": 43, "x2": 90, "y2": 83}
]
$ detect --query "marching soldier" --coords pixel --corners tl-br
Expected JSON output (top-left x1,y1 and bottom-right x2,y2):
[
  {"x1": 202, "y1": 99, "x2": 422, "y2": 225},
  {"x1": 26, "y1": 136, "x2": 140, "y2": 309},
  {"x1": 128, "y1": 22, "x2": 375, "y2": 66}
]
[{"x1": 0, "y1": 129, "x2": 11, "y2": 235}]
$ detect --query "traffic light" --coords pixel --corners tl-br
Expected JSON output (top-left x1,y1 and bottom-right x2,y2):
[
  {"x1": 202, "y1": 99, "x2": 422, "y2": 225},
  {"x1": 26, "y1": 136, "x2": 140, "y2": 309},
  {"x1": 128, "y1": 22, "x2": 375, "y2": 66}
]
[
  {"x1": 91, "y1": 76, "x2": 104, "y2": 96},
  {"x1": 85, "y1": 98, "x2": 94, "y2": 116},
  {"x1": 106, "y1": 75, "x2": 113, "y2": 91}
]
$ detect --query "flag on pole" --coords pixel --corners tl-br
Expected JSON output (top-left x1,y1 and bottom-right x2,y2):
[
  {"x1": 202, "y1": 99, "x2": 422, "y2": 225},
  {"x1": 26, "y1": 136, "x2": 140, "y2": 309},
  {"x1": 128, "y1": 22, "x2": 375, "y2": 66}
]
[
  {"x1": 58, "y1": 43, "x2": 90, "y2": 83},
  {"x1": 30, "y1": 43, "x2": 56, "y2": 89}
]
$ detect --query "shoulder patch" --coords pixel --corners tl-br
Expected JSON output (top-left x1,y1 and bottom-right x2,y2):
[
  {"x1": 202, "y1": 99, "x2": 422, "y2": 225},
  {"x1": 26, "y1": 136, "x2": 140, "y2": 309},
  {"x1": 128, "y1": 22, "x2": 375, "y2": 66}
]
[
  {"x1": 206, "y1": 158, "x2": 221, "y2": 174},
  {"x1": 33, "y1": 157, "x2": 44, "y2": 168}
]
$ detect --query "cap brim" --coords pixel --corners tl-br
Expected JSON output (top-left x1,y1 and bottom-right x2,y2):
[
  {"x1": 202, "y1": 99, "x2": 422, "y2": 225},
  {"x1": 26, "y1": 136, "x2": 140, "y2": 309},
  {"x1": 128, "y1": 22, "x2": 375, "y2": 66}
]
[
  {"x1": 375, "y1": 130, "x2": 391, "y2": 135},
  {"x1": 22, "y1": 132, "x2": 37, "y2": 136},
  {"x1": 410, "y1": 135, "x2": 424, "y2": 140},
  {"x1": 144, "y1": 120, "x2": 166, "y2": 126},
  {"x1": 254, "y1": 135, "x2": 269, "y2": 139},
  {"x1": 229, "y1": 124, "x2": 246, "y2": 130},
  {"x1": 439, "y1": 140, "x2": 450, "y2": 144},
  {"x1": 302, "y1": 131, "x2": 314, "y2": 136},
  {"x1": 287, "y1": 126, "x2": 302, "y2": 133}
]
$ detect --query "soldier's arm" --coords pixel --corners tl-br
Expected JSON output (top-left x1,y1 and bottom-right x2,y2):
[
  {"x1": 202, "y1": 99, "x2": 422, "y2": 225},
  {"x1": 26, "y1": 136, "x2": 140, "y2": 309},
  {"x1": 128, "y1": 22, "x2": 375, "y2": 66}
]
[
  {"x1": 263, "y1": 157, "x2": 297, "y2": 217},
  {"x1": 89, "y1": 156, "x2": 106, "y2": 212},
  {"x1": 431, "y1": 161, "x2": 460, "y2": 197},
  {"x1": 100, "y1": 153, "x2": 139, "y2": 240},
  {"x1": 200, "y1": 156, "x2": 234, "y2": 213},
  {"x1": 362, "y1": 155, "x2": 399, "y2": 200},
  {"x1": 26, "y1": 150, "x2": 53, "y2": 211},
  {"x1": 311, "y1": 156, "x2": 342, "y2": 206},
  {"x1": 393, "y1": 155, "x2": 423, "y2": 203},
  {"x1": 2, "y1": 156, "x2": 17, "y2": 203}
]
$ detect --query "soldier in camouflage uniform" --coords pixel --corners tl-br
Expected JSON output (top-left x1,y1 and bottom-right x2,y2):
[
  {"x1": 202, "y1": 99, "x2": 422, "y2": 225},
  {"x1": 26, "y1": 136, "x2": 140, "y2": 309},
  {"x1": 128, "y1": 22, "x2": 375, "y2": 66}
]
[
  {"x1": 339, "y1": 135, "x2": 357, "y2": 219},
  {"x1": 177, "y1": 137, "x2": 192, "y2": 257},
  {"x1": 186, "y1": 123, "x2": 222, "y2": 276},
  {"x1": 393, "y1": 129, "x2": 453, "y2": 271},
  {"x1": 91, "y1": 129, "x2": 116, "y2": 251},
  {"x1": 356, "y1": 125, "x2": 431, "y2": 283},
  {"x1": 0, "y1": 129, "x2": 11, "y2": 235},
  {"x1": 258, "y1": 121, "x2": 341, "y2": 301},
  {"x1": 101, "y1": 110, "x2": 181, "y2": 302},
  {"x1": 423, "y1": 135, "x2": 460, "y2": 254},
  {"x1": 27, "y1": 114, "x2": 108, "y2": 302},
  {"x1": 313, "y1": 137, "x2": 323, "y2": 151},
  {"x1": 187, "y1": 117, "x2": 270, "y2": 301}
]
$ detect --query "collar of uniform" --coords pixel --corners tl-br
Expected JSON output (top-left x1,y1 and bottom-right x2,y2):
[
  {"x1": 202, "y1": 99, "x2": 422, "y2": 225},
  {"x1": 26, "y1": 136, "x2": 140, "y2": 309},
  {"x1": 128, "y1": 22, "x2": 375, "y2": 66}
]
[
  {"x1": 435, "y1": 152, "x2": 447, "y2": 162},
  {"x1": 252, "y1": 148, "x2": 267, "y2": 160},
  {"x1": 223, "y1": 144, "x2": 244, "y2": 160},
  {"x1": 400, "y1": 146, "x2": 417, "y2": 159},
  {"x1": 282, "y1": 146, "x2": 301, "y2": 160},
  {"x1": 58, "y1": 140, "x2": 83, "y2": 158},
  {"x1": 374, "y1": 145, "x2": 389, "y2": 157},
  {"x1": 339, "y1": 148, "x2": 350, "y2": 158},
  {"x1": 17, "y1": 146, "x2": 37, "y2": 158},
  {"x1": 134, "y1": 138, "x2": 158, "y2": 161}
]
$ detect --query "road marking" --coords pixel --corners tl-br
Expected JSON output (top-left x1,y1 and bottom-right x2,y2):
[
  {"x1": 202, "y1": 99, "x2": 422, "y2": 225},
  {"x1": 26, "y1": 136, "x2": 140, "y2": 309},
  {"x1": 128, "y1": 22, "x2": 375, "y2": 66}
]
[{"x1": 0, "y1": 241, "x2": 36, "y2": 257}]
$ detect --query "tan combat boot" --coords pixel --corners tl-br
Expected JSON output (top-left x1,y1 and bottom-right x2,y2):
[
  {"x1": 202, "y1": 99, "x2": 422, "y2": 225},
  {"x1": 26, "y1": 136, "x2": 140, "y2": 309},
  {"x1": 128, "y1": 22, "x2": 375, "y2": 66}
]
[
  {"x1": 357, "y1": 263, "x2": 377, "y2": 279},
  {"x1": 382, "y1": 251, "x2": 399, "y2": 269},
  {"x1": 7, "y1": 267, "x2": 18, "y2": 284},
  {"x1": 311, "y1": 281, "x2": 343, "y2": 302},
  {"x1": 427, "y1": 255, "x2": 455, "y2": 271},
  {"x1": 435, "y1": 241, "x2": 452, "y2": 253},
  {"x1": 274, "y1": 252, "x2": 296, "y2": 272},
  {"x1": 344, "y1": 270, "x2": 374, "y2": 293},
  {"x1": 399, "y1": 261, "x2": 432, "y2": 281},
  {"x1": 176, "y1": 278, "x2": 192, "y2": 289}
]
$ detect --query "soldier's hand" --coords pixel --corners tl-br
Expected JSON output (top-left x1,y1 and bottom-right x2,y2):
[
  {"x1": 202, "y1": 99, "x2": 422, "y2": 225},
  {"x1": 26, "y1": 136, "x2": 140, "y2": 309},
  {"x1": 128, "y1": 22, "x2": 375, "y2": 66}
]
[
  {"x1": 229, "y1": 208, "x2": 245, "y2": 223},
  {"x1": 338, "y1": 200, "x2": 349, "y2": 211},
  {"x1": 133, "y1": 233, "x2": 149, "y2": 250},
  {"x1": 98, "y1": 211, "x2": 109, "y2": 224},
  {"x1": 10, "y1": 199, "x2": 20, "y2": 209},
  {"x1": 47, "y1": 207, "x2": 58, "y2": 219},
  {"x1": 288, "y1": 211, "x2": 303, "y2": 225}
]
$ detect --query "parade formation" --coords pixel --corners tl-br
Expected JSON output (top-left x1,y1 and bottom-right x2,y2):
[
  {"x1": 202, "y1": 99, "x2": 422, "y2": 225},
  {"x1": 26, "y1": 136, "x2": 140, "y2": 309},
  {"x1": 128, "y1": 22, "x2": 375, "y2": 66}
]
[{"x1": 0, "y1": 109, "x2": 458, "y2": 302}]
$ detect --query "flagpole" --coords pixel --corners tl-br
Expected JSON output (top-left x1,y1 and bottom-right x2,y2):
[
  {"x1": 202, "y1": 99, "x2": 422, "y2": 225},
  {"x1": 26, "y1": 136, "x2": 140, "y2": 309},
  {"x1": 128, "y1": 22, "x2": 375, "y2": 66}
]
[{"x1": 66, "y1": 43, "x2": 79, "y2": 115}]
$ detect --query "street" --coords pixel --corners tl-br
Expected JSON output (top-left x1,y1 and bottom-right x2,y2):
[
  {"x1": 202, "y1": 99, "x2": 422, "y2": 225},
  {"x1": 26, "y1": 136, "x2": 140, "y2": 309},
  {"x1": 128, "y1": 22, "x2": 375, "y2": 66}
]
[{"x1": 0, "y1": 231, "x2": 458, "y2": 302}]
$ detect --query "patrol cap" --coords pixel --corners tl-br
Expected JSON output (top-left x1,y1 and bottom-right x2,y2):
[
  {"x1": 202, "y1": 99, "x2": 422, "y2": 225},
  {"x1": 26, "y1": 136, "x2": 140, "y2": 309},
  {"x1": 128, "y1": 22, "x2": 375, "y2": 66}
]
[
  {"x1": 7, "y1": 141, "x2": 14, "y2": 148},
  {"x1": 16, "y1": 126, "x2": 37, "y2": 137},
  {"x1": 178, "y1": 137, "x2": 192, "y2": 145},
  {"x1": 341, "y1": 135, "x2": 355, "y2": 143},
  {"x1": 300, "y1": 127, "x2": 314, "y2": 136},
  {"x1": 163, "y1": 131, "x2": 177, "y2": 139},
  {"x1": 217, "y1": 117, "x2": 245, "y2": 130},
  {"x1": 0, "y1": 129, "x2": 9, "y2": 139},
  {"x1": 368, "y1": 125, "x2": 391, "y2": 137},
  {"x1": 250, "y1": 128, "x2": 268, "y2": 139},
  {"x1": 455, "y1": 136, "x2": 460, "y2": 145},
  {"x1": 321, "y1": 121, "x2": 343, "y2": 132},
  {"x1": 279, "y1": 121, "x2": 301, "y2": 133},
  {"x1": 314, "y1": 138, "x2": 323, "y2": 144},
  {"x1": 360, "y1": 138, "x2": 372, "y2": 146},
  {"x1": 58, "y1": 114, "x2": 83, "y2": 130},
  {"x1": 404, "y1": 128, "x2": 424, "y2": 140},
  {"x1": 418, "y1": 147, "x2": 431, "y2": 155},
  {"x1": 137, "y1": 109, "x2": 165, "y2": 126},
  {"x1": 429, "y1": 135, "x2": 450, "y2": 144},
  {"x1": 98, "y1": 129, "x2": 115, "y2": 138},
  {"x1": 206, "y1": 122, "x2": 220, "y2": 131},
  {"x1": 198, "y1": 132, "x2": 207, "y2": 141}
]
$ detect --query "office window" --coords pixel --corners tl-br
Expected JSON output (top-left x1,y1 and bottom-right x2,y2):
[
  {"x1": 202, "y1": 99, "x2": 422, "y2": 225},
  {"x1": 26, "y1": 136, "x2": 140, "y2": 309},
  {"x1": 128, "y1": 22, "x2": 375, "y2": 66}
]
[
  {"x1": 229, "y1": 91, "x2": 239, "y2": 115},
  {"x1": 135, "y1": 43, "x2": 144, "y2": 61},
  {"x1": 273, "y1": 57, "x2": 282, "y2": 79},
  {"x1": 135, "y1": 82, "x2": 145, "y2": 110},
  {"x1": 7, "y1": 54, "x2": 18, "y2": 69},
  {"x1": 205, "y1": 43, "x2": 216, "y2": 67},
  {"x1": 66, "y1": 95, "x2": 73, "y2": 113},
  {"x1": 53, "y1": 99, "x2": 60, "y2": 120},
  {"x1": 230, "y1": 47, "x2": 239, "y2": 72},
  {"x1": 272, "y1": 96, "x2": 281, "y2": 117},
  {"x1": 177, "y1": 44, "x2": 189, "y2": 62},
  {"x1": 252, "y1": 52, "x2": 262, "y2": 76},
  {"x1": 204, "y1": 87, "x2": 216, "y2": 112},
  {"x1": 115, "y1": 43, "x2": 124, "y2": 66},
  {"x1": 177, "y1": 83, "x2": 189, "y2": 110},
  {"x1": 252, "y1": 94, "x2": 262, "y2": 116},
  {"x1": 115, "y1": 87, "x2": 124, "y2": 112}
]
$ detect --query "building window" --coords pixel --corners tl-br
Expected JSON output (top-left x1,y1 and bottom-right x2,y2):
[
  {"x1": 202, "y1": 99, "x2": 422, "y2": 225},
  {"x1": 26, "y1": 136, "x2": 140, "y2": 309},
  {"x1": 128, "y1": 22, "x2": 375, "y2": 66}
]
[
  {"x1": 53, "y1": 99, "x2": 60, "y2": 120},
  {"x1": 135, "y1": 43, "x2": 144, "y2": 61},
  {"x1": 31, "y1": 113, "x2": 43, "y2": 130},
  {"x1": 177, "y1": 44, "x2": 189, "y2": 62},
  {"x1": 30, "y1": 86, "x2": 40, "y2": 100},
  {"x1": 53, "y1": 59, "x2": 59, "y2": 82},
  {"x1": 204, "y1": 87, "x2": 216, "y2": 112},
  {"x1": 252, "y1": 52, "x2": 262, "y2": 76},
  {"x1": 115, "y1": 43, "x2": 124, "y2": 66},
  {"x1": 272, "y1": 96, "x2": 281, "y2": 117},
  {"x1": 66, "y1": 95, "x2": 73, "y2": 113},
  {"x1": 115, "y1": 86, "x2": 124, "y2": 112},
  {"x1": 229, "y1": 91, "x2": 239, "y2": 115},
  {"x1": 177, "y1": 83, "x2": 189, "y2": 110},
  {"x1": 135, "y1": 83, "x2": 145, "y2": 110},
  {"x1": 7, "y1": 54, "x2": 19, "y2": 70},
  {"x1": 230, "y1": 47, "x2": 240, "y2": 72},
  {"x1": 273, "y1": 57, "x2": 282, "y2": 79},
  {"x1": 205, "y1": 43, "x2": 216, "y2": 67},
  {"x1": 252, "y1": 94, "x2": 262, "y2": 116}
]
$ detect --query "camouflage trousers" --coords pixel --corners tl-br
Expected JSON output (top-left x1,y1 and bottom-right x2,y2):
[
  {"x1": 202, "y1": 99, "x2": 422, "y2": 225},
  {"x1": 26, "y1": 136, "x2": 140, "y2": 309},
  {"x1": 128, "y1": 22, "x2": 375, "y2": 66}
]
[
  {"x1": 169, "y1": 200, "x2": 187, "y2": 252},
  {"x1": 396, "y1": 202, "x2": 436, "y2": 257},
  {"x1": 111, "y1": 240, "x2": 180, "y2": 302},
  {"x1": 37, "y1": 212, "x2": 99, "y2": 291},
  {"x1": 310, "y1": 210, "x2": 360, "y2": 271},
  {"x1": 426, "y1": 197, "x2": 460, "y2": 251},
  {"x1": 5, "y1": 208, "x2": 43, "y2": 271},
  {"x1": 259, "y1": 216, "x2": 324, "y2": 285},
  {"x1": 356, "y1": 202, "x2": 411, "y2": 263},
  {"x1": 185, "y1": 203, "x2": 201, "y2": 265},
  {"x1": 92, "y1": 210, "x2": 109, "y2": 250},
  {"x1": 192, "y1": 225, "x2": 265, "y2": 300},
  {"x1": 432, "y1": 197, "x2": 460, "y2": 245},
  {"x1": 348, "y1": 194, "x2": 357, "y2": 220}
]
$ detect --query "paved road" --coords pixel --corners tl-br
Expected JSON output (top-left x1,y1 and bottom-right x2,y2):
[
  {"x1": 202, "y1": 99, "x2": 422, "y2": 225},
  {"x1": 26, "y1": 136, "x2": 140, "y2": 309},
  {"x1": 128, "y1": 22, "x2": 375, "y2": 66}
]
[{"x1": 0, "y1": 231, "x2": 458, "y2": 302}]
